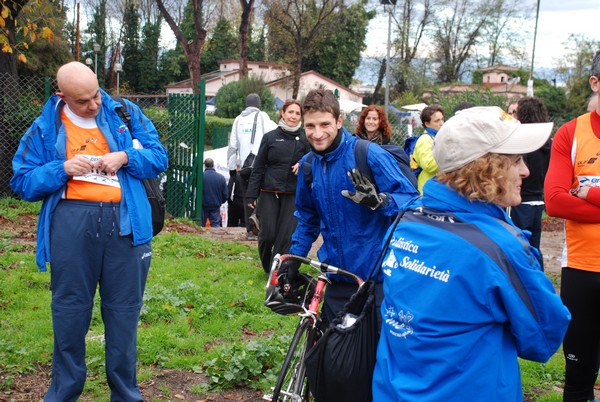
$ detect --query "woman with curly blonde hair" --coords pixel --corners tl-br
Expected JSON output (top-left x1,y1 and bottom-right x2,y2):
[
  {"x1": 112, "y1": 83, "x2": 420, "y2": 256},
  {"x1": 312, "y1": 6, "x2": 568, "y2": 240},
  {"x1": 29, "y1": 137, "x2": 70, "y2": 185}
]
[
  {"x1": 355, "y1": 105, "x2": 393, "y2": 144},
  {"x1": 373, "y1": 106, "x2": 570, "y2": 402},
  {"x1": 437, "y1": 153, "x2": 523, "y2": 206}
]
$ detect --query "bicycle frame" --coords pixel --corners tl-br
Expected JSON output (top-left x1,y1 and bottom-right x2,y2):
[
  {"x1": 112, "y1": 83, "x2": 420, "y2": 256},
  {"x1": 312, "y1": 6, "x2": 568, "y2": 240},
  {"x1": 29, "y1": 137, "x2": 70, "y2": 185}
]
[{"x1": 264, "y1": 254, "x2": 365, "y2": 402}]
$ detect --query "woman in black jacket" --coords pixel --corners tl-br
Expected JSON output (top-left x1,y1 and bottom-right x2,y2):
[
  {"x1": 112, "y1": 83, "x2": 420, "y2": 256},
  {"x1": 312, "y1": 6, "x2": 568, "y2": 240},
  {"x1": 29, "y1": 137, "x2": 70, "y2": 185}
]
[{"x1": 246, "y1": 99, "x2": 310, "y2": 273}]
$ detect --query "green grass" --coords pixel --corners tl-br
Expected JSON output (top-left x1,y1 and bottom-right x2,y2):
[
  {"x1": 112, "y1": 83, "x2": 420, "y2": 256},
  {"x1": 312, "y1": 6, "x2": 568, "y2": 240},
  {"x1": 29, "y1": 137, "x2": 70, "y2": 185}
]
[
  {"x1": 0, "y1": 196, "x2": 574, "y2": 400},
  {"x1": 0, "y1": 197, "x2": 41, "y2": 219}
]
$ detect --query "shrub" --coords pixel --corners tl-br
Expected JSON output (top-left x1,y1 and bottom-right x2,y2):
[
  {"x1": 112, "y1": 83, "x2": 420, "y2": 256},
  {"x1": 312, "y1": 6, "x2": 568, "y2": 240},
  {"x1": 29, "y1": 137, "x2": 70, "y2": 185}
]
[
  {"x1": 425, "y1": 87, "x2": 507, "y2": 118},
  {"x1": 143, "y1": 106, "x2": 171, "y2": 141},
  {"x1": 204, "y1": 115, "x2": 234, "y2": 148},
  {"x1": 214, "y1": 77, "x2": 275, "y2": 118}
]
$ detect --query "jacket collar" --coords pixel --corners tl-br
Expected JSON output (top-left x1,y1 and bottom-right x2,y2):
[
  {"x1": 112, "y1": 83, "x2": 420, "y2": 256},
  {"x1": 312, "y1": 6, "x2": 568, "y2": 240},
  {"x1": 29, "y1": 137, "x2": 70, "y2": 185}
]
[
  {"x1": 422, "y1": 179, "x2": 509, "y2": 221},
  {"x1": 313, "y1": 127, "x2": 353, "y2": 163}
]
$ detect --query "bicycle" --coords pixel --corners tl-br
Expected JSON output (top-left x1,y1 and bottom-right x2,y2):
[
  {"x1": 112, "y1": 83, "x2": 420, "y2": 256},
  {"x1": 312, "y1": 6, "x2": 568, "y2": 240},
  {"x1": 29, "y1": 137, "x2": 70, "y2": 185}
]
[{"x1": 262, "y1": 253, "x2": 365, "y2": 402}]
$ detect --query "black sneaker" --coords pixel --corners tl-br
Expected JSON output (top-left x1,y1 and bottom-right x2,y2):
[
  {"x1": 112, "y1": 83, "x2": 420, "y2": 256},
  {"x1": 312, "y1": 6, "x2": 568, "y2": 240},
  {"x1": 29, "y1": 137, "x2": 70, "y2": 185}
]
[{"x1": 248, "y1": 213, "x2": 260, "y2": 236}]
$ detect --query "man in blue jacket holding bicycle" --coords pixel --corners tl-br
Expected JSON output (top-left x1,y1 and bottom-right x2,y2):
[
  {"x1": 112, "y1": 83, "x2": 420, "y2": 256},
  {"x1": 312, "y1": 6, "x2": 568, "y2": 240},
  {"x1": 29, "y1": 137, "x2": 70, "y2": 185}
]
[
  {"x1": 280, "y1": 89, "x2": 419, "y2": 324},
  {"x1": 11, "y1": 61, "x2": 168, "y2": 401}
]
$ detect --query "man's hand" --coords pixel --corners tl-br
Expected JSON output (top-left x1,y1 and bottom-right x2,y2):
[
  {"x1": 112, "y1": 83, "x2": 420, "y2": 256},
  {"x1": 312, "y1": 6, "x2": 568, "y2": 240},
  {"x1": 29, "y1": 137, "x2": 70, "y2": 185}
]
[
  {"x1": 64, "y1": 155, "x2": 94, "y2": 176},
  {"x1": 341, "y1": 168, "x2": 387, "y2": 210},
  {"x1": 277, "y1": 259, "x2": 301, "y2": 292},
  {"x1": 93, "y1": 151, "x2": 128, "y2": 174}
]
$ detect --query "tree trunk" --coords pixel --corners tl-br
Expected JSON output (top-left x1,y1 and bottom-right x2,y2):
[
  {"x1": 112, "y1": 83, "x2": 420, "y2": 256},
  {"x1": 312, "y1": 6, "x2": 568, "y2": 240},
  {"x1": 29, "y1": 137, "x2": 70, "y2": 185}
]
[
  {"x1": 156, "y1": 0, "x2": 206, "y2": 94},
  {"x1": 239, "y1": 0, "x2": 254, "y2": 78},
  {"x1": 292, "y1": 56, "x2": 302, "y2": 100},
  {"x1": 186, "y1": 43, "x2": 203, "y2": 93},
  {"x1": 372, "y1": 58, "x2": 386, "y2": 104}
]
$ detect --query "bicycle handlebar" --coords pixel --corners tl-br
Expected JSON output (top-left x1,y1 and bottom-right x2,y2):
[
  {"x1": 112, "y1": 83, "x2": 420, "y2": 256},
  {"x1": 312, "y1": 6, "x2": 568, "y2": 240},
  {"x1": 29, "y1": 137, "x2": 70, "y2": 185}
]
[{"x1": 266, "y1": 253, "x2": 365, "y2": 289}]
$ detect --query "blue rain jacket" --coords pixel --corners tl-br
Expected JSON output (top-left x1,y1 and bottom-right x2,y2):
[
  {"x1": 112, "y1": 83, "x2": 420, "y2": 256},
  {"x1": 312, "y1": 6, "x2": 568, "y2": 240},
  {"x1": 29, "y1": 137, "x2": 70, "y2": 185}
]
[
  {"x1": 290, "y1": 128, "x2": 419, "y2": 282},
  {"x1": 10, "y1": 90, "x2": 168, "y2": 271},
  {"x1": 372, "y1": 179, "x2": 570, "y2": 401}
]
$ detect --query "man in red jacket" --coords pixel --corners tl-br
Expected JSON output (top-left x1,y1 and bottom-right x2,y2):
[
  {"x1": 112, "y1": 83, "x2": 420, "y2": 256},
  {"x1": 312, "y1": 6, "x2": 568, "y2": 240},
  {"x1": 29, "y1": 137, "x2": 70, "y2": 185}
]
[{"x1": 545, "y1": 50, "x2": 600, "y2": 402}]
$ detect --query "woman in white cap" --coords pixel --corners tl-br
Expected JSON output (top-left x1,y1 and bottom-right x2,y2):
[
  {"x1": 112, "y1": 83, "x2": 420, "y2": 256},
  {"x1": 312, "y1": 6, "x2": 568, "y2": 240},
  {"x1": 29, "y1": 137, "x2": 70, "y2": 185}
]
[{"x1": 372, "y1": 106, "x2": 570, "y2": 401}]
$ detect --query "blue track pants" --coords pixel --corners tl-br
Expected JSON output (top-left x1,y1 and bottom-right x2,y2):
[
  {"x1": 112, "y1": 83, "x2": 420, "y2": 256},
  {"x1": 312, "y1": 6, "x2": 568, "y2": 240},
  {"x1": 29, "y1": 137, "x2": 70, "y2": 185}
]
[{"x1": 44, "y1": 200, "x2": 151, "y2": 402}]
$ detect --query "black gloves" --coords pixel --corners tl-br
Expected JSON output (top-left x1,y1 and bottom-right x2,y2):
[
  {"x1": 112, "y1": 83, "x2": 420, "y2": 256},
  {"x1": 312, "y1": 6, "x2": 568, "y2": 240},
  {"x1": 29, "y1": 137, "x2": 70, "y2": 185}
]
[
  {"x1": 278, "y1": 259, "x2": 301, "y2": 291},
  {"x1": 341, "y1": 168, "x2": 387, "y2": 210}
]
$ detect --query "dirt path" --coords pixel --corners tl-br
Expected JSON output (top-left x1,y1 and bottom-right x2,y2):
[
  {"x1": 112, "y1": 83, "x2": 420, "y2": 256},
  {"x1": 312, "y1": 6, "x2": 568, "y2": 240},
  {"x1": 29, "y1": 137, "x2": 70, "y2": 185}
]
[{"x1": 540, "y1": 229, "x2": 564, "y2": 274}]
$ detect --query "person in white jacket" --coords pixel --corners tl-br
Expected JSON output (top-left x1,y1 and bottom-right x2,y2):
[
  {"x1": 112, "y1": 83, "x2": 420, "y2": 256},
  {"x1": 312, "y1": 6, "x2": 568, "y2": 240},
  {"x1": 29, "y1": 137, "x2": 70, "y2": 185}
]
[{"x1": 227, "y1": 93, "x2": 277, "y2": 239}]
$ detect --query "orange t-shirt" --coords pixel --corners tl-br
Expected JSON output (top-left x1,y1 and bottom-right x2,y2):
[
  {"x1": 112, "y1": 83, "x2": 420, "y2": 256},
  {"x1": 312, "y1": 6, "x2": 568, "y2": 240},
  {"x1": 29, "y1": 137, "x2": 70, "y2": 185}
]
[
  {"x1": 63, "y1": 112, "x2": 122, "y2": 202},
  {"x1": 564, "y1": 113, "x2": 600, "y2": 271}
]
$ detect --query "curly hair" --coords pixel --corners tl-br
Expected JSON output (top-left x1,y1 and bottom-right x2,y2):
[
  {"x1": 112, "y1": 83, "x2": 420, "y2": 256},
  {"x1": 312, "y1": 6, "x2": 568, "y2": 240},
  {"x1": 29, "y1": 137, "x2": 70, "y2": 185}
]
[
  {"x1": 437, "y1": 154, "x2": 514, "y2": 205},
  {"x1": 277, "y1": 99, "x2": 302, "y2": 122},
  {"x1": 516, "y1": 97, "x2": 548, "y2": 124},
  {"x1": 355, "y1": 105, "x2": 392, "y2": 139}
]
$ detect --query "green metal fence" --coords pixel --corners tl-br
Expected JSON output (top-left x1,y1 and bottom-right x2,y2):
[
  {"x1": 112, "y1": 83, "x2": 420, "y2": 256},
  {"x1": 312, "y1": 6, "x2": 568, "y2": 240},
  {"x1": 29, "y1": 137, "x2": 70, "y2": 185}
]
[
  {"x1": 162, "y1": 93, "x2": 205, "y2": 221},
  {"x1": 0, "y1": 73, "x2": 54, "y2": 197}
]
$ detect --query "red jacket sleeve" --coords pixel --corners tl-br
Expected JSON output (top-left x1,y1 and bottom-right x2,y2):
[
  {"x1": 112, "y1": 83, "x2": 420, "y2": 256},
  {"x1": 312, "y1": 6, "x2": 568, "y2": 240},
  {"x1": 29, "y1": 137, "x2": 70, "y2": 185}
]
[{"x1": 544, "y1": 112, "x2": 600, "y2": 222}]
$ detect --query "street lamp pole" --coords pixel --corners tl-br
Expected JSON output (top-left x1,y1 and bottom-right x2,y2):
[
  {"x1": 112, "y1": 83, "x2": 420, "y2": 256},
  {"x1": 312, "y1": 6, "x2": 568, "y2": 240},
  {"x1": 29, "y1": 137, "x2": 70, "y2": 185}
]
[
  {"x1": 115, "y1": 63, "x2": 122, "y2": 96},
  {"x1": 528, "y1": 0, "x2": 540, "y2": 96},
  {"x1": 93, "y1": 43, "x2": 100, "y2": 76},
  {"x1": 381, "y1": 0, "x2": 396, "y2": 111},
  {"x1": 385, "y1": 8, "x2": 391, "y2": 111}
]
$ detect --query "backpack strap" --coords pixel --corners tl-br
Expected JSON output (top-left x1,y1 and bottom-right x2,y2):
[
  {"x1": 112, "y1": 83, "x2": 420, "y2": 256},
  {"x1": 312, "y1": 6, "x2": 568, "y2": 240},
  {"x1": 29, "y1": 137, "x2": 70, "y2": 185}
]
[
  {"x1": 110, "y1": 95, "x2": 133, "y2": 132},
  {"x1": 302, "y1": 152, "x2": 315, "y2": 188},
  {"x1": 354, "y1": 139, "x2": 374, "y2": 182},
  {"x1": 250, "y1": 112, "x2": 259, "y2": 145}
]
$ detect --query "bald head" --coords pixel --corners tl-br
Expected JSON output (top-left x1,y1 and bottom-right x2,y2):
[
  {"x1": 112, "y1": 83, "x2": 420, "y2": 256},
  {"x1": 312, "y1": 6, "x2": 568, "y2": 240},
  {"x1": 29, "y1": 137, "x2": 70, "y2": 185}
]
[
  {"x1": 56, "y1": 62, "x2": 98, "y2": 93},
  {"x1": 56, "y1": 61, "x2": 102, "y2": 118}
]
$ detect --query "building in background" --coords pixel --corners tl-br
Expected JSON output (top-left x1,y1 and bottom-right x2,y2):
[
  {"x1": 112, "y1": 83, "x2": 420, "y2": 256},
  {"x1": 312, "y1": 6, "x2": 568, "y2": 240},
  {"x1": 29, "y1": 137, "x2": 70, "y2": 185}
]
[
  {"x1": 423, "y1": 64, "x2": 527, "y2": 102},
  {"x1": 165, "y1": 60, "x2": 364, "y2": 112}
]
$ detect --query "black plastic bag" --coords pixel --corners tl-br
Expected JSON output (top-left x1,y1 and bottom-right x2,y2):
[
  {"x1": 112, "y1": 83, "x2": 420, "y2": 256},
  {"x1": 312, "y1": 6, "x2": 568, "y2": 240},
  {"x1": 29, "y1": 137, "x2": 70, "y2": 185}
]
[{"x1": 305, "y1": 280, "x2": 379, "y2": 402}]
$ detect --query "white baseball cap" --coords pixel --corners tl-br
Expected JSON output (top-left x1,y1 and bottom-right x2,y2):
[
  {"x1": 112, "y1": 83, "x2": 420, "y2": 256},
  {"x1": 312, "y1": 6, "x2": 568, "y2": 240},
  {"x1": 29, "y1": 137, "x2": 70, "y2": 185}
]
[{"x1": 433, "y1": 106, "x2": 553, "y2": 172}]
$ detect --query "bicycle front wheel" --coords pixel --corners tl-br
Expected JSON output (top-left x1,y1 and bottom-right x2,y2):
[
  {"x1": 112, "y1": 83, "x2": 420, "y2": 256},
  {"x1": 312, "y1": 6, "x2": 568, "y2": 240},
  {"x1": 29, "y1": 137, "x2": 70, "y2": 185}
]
[{"x1": 272, "y1": 318, "x2": 317, "y2": 402}]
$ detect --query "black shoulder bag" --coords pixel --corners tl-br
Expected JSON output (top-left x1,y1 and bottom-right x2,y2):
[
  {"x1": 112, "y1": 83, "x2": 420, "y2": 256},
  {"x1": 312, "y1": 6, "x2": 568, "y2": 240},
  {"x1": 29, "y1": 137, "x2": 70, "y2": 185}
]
[{"x1": 239, "y1": 112, "x2": 260, "y2": 181}]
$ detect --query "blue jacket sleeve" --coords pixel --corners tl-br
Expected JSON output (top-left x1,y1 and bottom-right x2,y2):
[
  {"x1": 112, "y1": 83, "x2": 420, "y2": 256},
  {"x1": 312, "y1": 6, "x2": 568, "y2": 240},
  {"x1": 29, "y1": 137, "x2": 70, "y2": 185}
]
[
  {"x1": 488, "y1": 231, "x2": 570, "y2": 362},
  {"x1": 11, "y1": 118, "x2": 70, "y2": 202}
]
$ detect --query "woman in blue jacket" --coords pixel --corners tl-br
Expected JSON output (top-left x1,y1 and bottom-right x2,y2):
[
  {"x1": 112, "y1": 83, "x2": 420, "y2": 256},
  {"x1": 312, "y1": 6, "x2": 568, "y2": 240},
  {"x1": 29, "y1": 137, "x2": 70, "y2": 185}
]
[{"x1": 372, "y1": 106, "x2": 570, "y2": 401}]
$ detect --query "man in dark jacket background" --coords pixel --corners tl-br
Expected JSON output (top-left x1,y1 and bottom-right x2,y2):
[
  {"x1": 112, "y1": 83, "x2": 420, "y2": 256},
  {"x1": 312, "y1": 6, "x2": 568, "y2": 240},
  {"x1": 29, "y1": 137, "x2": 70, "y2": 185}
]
[
  {"x1": 202, "y1": 158, "x2": 228, "y2": 227},
  {"x1": 510, "y1": 97, "x2": 551, "y2": 269}
]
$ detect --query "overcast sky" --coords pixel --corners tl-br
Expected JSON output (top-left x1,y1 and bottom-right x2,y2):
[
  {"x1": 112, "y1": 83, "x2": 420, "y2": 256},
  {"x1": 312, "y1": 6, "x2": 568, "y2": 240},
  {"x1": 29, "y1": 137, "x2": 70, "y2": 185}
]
[
  {"x1": 364, "y1": 0, "x2": 600, "y2": 70},
  {"x1": 533, "y1": 0, "x2": 600, "y2": 66}
]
